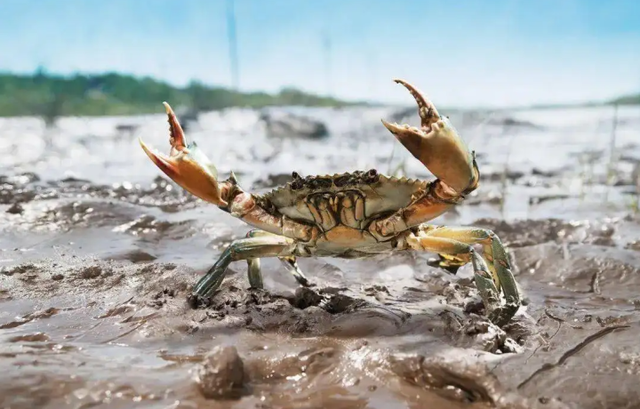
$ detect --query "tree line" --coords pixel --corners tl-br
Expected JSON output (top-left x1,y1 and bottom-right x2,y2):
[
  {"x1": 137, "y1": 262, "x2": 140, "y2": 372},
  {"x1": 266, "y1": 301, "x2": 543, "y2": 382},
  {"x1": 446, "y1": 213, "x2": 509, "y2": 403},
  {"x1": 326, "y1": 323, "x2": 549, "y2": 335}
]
[
  {"x1": 0, "y1": 70, "x2": 636, "y2": 119},
  {"x1": 0, "y1": 70, "x2": 360, "y2": 118}
]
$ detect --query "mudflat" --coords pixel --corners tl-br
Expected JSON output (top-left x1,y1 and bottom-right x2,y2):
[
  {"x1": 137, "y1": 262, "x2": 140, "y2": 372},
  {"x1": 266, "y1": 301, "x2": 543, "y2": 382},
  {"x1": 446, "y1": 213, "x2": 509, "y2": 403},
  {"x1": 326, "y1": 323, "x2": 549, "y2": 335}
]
[{"x1": 1, "y1": 105, "x2": 639, "y2": 409}]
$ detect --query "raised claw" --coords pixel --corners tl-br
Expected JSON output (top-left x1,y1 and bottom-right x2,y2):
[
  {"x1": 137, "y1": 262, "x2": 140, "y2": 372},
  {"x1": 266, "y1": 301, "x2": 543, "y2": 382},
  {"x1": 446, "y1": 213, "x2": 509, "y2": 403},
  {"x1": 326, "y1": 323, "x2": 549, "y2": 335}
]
[
  {"x1": 139, "y1": 102, "x2": 227, "y2": 206},
  {"x1": 382, "y1": 79, "x2": 478, "y2": 195}
]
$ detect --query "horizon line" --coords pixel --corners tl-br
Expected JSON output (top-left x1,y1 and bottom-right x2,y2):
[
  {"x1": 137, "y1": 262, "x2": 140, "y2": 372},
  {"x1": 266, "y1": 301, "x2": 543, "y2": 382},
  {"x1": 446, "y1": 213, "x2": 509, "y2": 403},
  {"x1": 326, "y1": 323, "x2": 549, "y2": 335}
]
[{"x1": 1, "y1": 67, "x2": 637, "y2": 111}]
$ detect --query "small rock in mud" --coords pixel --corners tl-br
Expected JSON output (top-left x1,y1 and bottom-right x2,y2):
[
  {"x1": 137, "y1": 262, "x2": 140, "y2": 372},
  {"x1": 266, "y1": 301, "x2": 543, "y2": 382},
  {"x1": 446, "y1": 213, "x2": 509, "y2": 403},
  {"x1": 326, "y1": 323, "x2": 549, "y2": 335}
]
[
  {"x1": 626, "y1": 240, "x2": 640, "y2": 251},
  {"x1": 461, "y1": 320, "x2": 523, "y2": 354},
  {"x1": 531, "y1": 167, "x2": 560, "y2": 177},
  {"x1": 5, "y1": 202, "x2": 23, "y2": 214},
  {"x1": 320, "y1": 292, "x2": 363, "y2": 314},
  {"x1": 148, "y1": 288, "x2": 176, "y2": 308},
  {"x1": 481, "y1": 169, "x2": 525, "y2": 182},
  {"x1": 288, "y1": 286, "x2": 323, "y2": 309},
  {"x1": 194, "y1": 345, "x2": 246, "y2": 400},
  {"x1": 78, "y1": 265, "x2": 103, "y2": 279}
]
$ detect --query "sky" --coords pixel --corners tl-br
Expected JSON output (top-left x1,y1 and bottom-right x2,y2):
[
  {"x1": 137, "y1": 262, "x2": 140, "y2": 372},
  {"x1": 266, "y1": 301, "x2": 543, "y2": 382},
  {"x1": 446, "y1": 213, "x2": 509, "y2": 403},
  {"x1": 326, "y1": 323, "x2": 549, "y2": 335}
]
[{"x1": 1, "y1": 0, "x2": 639, "y2": 107}]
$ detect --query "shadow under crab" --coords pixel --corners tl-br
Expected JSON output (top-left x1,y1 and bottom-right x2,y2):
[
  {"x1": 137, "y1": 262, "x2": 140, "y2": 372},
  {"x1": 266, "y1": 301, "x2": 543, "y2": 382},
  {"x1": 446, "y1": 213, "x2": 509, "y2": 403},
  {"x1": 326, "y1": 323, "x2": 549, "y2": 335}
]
[{"x1": 139, "y1": 79, "x2": 522, "y2": 327}]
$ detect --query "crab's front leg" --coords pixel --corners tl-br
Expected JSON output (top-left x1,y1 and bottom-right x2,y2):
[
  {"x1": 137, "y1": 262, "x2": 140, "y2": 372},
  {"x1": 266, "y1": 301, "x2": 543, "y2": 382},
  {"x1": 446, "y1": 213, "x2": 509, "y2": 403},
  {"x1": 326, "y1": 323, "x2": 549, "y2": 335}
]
[
  {"x1": 402, "y1": 224, "x2": 521, "y2": 326},
  {"x1": 190, "y1": 233, "x2": 301, "y2": 307},
  {"x1": 139, "y1": 102, "x2": 319, "y2": 242},
  {"x1": 382, "y1": 79, "x2": 479, "y2": 196}
]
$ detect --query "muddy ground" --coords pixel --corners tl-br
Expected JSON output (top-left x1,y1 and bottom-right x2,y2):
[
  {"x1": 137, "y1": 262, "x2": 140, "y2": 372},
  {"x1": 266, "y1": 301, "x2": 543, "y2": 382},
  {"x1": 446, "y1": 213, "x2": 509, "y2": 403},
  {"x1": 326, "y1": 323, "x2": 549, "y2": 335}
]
[{"x1": 1, "y1": 105, "x2": 640, "y2": 409}]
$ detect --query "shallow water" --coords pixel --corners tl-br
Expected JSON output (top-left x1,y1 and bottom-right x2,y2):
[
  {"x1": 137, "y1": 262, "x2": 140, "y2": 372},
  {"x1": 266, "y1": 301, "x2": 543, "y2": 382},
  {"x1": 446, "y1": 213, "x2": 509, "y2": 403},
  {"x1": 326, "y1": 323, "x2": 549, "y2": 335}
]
[{"x1": 1, "y1": 105, "x2": 640, "y2": 409}]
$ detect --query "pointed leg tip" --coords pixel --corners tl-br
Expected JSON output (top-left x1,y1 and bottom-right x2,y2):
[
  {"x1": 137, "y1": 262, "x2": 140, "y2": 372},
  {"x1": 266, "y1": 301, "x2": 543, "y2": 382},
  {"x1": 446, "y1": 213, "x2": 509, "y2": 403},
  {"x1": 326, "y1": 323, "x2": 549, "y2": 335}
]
[
  {"x1": 380, "y1": 119, "x2": 399, "y2": 133},
  {"x1": 138, "y1": 137, "x2": 164, "y2": 163},
  {"x1": 138, "y1": 137, "x2": 161, "y2": 156},
  {"x1": 138, "y1": 136, "x2": 152, "y2": 153},
  {"x1": 162, "y1": 101, "x2": 173, "y2": 113},
  {"x1": 138, "y1": 137, "x2": 166, "y2": 169}
]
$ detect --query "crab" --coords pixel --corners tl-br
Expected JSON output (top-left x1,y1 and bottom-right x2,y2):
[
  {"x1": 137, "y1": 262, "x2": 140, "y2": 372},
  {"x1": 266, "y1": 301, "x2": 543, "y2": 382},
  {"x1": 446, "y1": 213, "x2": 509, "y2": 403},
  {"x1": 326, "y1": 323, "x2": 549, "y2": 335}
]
[{"x1": 138, "y1": 79, "x2": 521, "y2": 326}]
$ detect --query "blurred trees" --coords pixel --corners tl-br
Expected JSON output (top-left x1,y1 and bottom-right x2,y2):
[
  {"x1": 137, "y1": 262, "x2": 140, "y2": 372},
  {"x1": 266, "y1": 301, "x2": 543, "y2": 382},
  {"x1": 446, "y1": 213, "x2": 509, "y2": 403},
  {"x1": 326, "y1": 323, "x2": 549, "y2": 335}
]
[
  {"x1": 0, "y1": 71, "x2": 356, "y2": 118},
  {"x1": 611, "y1": 94, "x2": 640, "y2": 105}
]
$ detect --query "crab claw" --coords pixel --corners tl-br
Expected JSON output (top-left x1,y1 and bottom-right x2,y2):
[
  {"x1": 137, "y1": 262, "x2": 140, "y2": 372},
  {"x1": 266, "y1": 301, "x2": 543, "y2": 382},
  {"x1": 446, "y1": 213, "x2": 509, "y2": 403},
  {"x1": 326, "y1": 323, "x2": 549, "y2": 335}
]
[
  {"x1": 139, "y1": 102, "x2": 228, "y2": 206},
  {"x1": 382, "y1": 79, "x2": 477, "y2": 194}
]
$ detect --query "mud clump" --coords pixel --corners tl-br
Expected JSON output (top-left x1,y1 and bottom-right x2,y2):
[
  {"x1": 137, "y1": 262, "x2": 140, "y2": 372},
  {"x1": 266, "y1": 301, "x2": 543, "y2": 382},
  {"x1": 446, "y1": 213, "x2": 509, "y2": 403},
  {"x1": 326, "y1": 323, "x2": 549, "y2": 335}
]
[
  {"x1": 288, "y1": 286, "x2": 323, "y2": 309},
  {"x1": 626, "y1": 240, "x2": 640, "y2": 251},
  {"x1": 386, "y1": 354, "x2": 561, "y2": 409},
  {"x1": 457, "y1": 320, "x2": 523, "y2": 354},
  {"x1": 195, "y1": 346, "x2": 247, "y2": 400},
  {"x1": 1, "y1": 263, "x2": 39, "y2": 277},
  {"x1": 6, "y1": 202, "x2": 24, "y2": 214},
  {"x1": 78, "y1": 265, "x2": 103, "y2": 279},
  {"x1": 185, "y1": 282, "x2": 373, "y2": 336}
]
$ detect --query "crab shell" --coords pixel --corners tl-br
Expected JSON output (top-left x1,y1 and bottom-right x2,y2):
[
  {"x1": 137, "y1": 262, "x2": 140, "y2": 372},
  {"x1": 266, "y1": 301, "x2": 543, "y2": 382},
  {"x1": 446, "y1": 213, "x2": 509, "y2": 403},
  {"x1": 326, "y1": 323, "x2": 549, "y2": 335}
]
[{"x1": 253, "y1": 170, "x2": 433, "y2": 256}]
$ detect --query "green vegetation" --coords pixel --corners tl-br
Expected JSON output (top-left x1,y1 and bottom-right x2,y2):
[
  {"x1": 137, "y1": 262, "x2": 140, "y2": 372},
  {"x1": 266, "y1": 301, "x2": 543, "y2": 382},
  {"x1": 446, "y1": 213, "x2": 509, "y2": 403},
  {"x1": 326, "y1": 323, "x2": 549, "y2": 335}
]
[
  {"x1": 0, "y1": 70, "x2": 637, "y2": 118},
  {"x1": 610, "y1": 94, "x2": 640, "y2": 105},
  {"x1": 0, "y1": 70, "x2": 360, "y2": 118}
]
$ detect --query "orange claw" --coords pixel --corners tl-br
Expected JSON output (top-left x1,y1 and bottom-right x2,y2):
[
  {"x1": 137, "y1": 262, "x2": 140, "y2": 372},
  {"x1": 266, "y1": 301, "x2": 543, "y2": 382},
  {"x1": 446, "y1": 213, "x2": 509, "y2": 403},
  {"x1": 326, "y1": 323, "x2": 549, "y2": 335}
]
[
  {"x1": 139, "y1": 102, "x2": 228, "y2": 206},
  {"x1": 381, "y1": 79, "x2": 477, "y2": 195}
]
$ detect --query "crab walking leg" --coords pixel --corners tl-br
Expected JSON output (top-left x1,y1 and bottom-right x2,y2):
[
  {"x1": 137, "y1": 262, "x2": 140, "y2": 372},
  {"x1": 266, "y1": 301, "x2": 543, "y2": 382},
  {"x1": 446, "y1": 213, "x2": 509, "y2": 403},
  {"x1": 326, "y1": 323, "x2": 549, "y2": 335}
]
[
  {"x1": 193, "y1": 235, "x2": 298, "y2": 299},
  {"x1": 244, "y1": 230, "x2": 311, "y2": 287},
  {"x1": 405, "y1": 226, "x2": 521, "y2": 326},
  {"x1": 421, "y1": 226, "x2": 519, "y2": 297},
  {"x1": 279, "y1": 256, "x2": 311, "y2": 286}
]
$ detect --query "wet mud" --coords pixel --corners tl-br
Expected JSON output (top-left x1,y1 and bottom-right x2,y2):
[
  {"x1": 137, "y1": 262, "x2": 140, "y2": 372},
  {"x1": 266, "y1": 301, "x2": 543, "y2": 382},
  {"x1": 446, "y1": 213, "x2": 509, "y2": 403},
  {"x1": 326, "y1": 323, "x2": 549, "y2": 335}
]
[{"x1": 1, "y1": 105, "x2": 640, "y2": 409}]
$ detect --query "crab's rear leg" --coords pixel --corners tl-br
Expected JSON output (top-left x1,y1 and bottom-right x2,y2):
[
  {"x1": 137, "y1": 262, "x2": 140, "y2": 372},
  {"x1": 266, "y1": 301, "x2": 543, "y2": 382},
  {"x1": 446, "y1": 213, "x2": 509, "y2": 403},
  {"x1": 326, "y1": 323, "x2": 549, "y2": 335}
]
[
  {"x1": 245, "y1": 230, "x2": 310, "y2": 288},
  {"x1": 404, "y1": 224, "x2": 521, "y2": 326}
]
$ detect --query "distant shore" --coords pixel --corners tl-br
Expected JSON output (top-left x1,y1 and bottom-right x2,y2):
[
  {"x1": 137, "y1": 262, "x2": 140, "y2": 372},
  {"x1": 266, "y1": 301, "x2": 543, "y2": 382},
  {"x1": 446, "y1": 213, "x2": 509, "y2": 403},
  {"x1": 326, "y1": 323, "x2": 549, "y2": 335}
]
[
  {"x1": 0, "y1": 71, "x2": 365, "y2": 118},
  {"x1": 0, "y1": 71, "x2": 637, "y2": 118}
]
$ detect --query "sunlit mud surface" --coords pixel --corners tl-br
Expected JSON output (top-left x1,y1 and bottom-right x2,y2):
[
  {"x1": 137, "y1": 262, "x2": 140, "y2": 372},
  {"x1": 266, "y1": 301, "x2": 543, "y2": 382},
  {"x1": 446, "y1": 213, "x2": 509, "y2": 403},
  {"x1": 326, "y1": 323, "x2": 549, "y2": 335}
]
[{"x1": 1, "y1": 105, "x2": 640, "y2": 408}]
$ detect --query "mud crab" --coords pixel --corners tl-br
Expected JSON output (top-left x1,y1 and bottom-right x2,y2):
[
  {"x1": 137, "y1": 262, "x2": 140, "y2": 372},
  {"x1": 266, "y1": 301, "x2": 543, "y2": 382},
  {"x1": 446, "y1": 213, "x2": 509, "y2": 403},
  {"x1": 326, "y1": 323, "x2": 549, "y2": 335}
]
[{"x1": 139, "y1": 79, "x2": 521, "y2": 326}]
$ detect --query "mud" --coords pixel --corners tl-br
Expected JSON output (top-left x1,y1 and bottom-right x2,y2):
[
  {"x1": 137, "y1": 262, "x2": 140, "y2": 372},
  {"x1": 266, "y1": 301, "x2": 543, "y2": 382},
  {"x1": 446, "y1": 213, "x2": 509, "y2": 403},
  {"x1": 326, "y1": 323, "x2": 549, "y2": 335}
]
[{"x1": 1, "y1": 105, "x2": 640, "y2": 409}]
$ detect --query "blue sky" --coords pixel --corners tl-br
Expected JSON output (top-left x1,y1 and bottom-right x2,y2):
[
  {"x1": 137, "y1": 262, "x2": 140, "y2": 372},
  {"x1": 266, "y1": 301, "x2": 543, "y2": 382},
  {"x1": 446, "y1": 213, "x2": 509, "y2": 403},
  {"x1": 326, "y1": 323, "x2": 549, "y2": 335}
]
[{"x1": 2, "y1": 0, "x2": 639, "y2": 107}]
